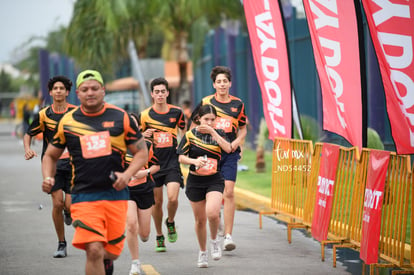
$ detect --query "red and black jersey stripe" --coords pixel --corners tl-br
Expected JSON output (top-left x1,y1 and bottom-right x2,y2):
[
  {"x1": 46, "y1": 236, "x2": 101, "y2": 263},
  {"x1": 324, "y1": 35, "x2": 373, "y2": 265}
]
[
  {"x1": 192, "y1": 94, "x2": 247, "y2": 142},
  {"x1": 138, "y1": 104, "x2": 185, "y2": 174}
]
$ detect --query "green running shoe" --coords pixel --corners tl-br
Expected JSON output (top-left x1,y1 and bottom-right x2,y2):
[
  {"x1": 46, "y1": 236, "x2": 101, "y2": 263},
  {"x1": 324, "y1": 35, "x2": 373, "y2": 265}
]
[
  {"x1": 165, "y1": 218, "x2": 178, "y2": 243},
  {"x1": 155, "y1": 235, "x2": 166, "y2": 252}
]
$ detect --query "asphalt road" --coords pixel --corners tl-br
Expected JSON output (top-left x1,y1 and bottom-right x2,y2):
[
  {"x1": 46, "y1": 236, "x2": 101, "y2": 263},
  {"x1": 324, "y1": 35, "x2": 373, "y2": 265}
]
[{"x1": 0, "y1": 121, "x2": 356, "y2": 275}]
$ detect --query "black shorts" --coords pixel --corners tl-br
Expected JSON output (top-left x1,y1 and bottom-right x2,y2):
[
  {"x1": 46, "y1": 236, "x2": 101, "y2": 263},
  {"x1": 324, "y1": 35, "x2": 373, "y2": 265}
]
[
  {"x1": 153, "y1": 168, "x2": 184, "y2": 188},
  {"x1": 129, "y1": 189, "x2": 154, "y2": 210},
  {"x1": 51, "y1": 169, "x2": 72, "y2": 194},
  {"x1": 185, "y1": 173, "x2": 224, "y2": 202}
]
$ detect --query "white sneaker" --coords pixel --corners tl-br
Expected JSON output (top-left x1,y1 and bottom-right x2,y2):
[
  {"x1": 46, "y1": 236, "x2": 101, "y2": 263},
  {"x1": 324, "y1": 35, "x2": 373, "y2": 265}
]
[
  {"x1": 210, "y1": 238, "x2": 222, "y2": 260},
  {"x1": 197, "y1": 251, "x2": 208, "y2": 268},
  {"x1": 223, "y1": 234, "x2": 236, "y2": 251},
  {"x1": 129, "y1": 262, "x2": 141, "y2": 275}
]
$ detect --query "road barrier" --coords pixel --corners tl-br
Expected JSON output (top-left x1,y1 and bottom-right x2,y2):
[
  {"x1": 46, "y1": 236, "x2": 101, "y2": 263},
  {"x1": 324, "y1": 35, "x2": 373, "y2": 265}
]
[
  {"x1": 261, "y1": 138, "x2": 413, "y2": 274},
  {"x1": 259, "y1": 138, "x2": 313, "y2": 238}
]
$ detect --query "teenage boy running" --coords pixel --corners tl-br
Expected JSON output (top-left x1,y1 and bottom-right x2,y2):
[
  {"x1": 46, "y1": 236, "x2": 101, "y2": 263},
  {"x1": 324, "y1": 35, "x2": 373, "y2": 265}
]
[
  {"x1": 138, "y1": 77, "x2": 186, "y2": 252},
  {"x1": 24, "y1": 75, "x2": 77, "y2": 258}
]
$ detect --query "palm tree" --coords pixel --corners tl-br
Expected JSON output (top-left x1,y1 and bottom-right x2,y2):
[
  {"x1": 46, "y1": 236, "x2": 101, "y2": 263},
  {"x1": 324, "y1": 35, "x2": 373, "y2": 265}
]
[
  {"x1": 153, "y1": 0, "x2": 244, "y2": 102},
  {"x1": 64, "y1": 0, "x2": 149, "y2": 77},
  {"x1": 64, "y1": 0, "x2": 245, "y2": 99}
]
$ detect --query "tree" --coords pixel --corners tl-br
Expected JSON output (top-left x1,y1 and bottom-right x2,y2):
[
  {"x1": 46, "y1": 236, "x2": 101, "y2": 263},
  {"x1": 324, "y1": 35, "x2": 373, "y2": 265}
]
[
  {"x1": 12, "y1": 26, "x2": 70, "y2": 93},
  {"x1": 64, "y1": 0, "x2": 245, "y2": 101},
  {"x1": 64, "y1": 0, "x2": 160, "y2": 79},
  {"x1": 150, "y1": 0, "x2": 245, "y2": 102},
  {"x1": 0, "y1": 70, "x2": 14, "y2": 92}
]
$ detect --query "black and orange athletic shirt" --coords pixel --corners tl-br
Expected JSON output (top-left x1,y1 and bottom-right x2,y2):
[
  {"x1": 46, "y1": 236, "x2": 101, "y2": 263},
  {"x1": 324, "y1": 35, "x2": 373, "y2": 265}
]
[
  {"x1": 177, "y1": 128, "x2": 227, "y2": 174},
  {"x1": 193, "y1": 94, "x2": 247, "y2": 143},
  {"x1": 51, "y1": 103, "x2": 142, "y2": 194},
  {"x1": 27, "y1": 104, "x2": 77, "y2": 171},
  {"x1": 125, "y1": 139, "x2": 158, "y2": 193},
  {"x1": 138, "y1": 104, "x2": 185, "y2": 174}
]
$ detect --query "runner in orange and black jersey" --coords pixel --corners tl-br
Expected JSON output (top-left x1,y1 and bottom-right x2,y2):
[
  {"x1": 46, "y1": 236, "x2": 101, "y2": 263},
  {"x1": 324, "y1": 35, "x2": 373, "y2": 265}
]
[
  {"x1": 177, "y1": 104, "x2": 232, "y2": 267},
  {"x1": 125, "y1": 138, "x2": 159, "y2": 274},
  {"x1": 52, "y1": 103, "x2": 142, "y2": 195},
  {"x1": 141, "y1": 77, "x2": 185, "y2": 252},
  {"x1": 125, "y1": 139, "x2": 158, "y2": 193},
  {"x1": 138, "y1": 104, "x2": 185, "y2": 176},
  {"x1": 192, "y1": 94, "x2": 247, "y2": 145},
  {"x1": 24, "y1": 75, "x2": 77, "y2": 259},
  {"x1": 27, "y1": 104, "x2": 77, "y2": 170},
  {"x1": 43, "y1": 69, "x2": 148, "y2": 274},
  {"x1": 177, "y1": 127, "x2": 227, "y2": 175},
  {"x1": 190, "y1": 66, "x2": 248, "y2": 252}
]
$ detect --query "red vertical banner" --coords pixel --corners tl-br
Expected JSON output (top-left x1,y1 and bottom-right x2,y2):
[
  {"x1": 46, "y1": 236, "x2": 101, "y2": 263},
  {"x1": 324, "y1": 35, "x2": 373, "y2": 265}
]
[
  {"x1": 244, "y1": 0, "x2": 292, "y2": 140},
  {"x1": 311, "y1": 143, "x2": 340, "y2": 242},
  {"x1": 303, "y1": 0, "x2": 362, "y2": 150},
  {"x1": 361, "y1": 1, "x2": 414, "y2": 154},
  {"x1": 360, "y1": 150, "x2": 390, "y2": 264}
]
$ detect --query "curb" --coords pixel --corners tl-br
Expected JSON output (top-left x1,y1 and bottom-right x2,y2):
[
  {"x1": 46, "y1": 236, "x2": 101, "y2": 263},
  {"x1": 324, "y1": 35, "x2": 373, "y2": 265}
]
[
  {"x1": 234, "y1": 187, "x2": 292, "y2": 225},
  {"x1": 234, "y1": 186, "x2": 271, "y2": 212}
]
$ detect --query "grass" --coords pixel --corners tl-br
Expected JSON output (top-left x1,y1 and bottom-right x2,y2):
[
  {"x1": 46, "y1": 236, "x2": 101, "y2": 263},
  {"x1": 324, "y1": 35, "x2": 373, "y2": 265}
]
[{"x1": 237, "y1": 148, "x2": 273, "y2": 198}]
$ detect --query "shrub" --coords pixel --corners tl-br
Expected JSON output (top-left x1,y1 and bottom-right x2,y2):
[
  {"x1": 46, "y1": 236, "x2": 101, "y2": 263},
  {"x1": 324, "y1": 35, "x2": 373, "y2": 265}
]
[
  {"x1": 294, "y1": 115, "x2": 324, "y2": 143},
  {"x1": 367, "y1": 127, "x2": 384, "y2": 150}
]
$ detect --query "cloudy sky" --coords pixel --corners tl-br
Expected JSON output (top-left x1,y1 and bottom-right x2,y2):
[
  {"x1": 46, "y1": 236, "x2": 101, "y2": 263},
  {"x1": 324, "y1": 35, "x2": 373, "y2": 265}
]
[
  {"x1": 0, "y1": 0, "x2": 74, "y2": 64},
  {"x1": 0, "y1": 0, "x2": 304, "y2": 65}
]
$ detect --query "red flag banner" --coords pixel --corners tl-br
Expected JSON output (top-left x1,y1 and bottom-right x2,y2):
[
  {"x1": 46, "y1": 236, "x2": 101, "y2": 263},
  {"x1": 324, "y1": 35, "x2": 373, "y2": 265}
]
[
  {"x1": 360, "y1": 150, "x2": 390, "y2": 264},
  {"x1": 244, "y1": 0, "x2": 292, "y2": 139},
  {"x1": 303, "y1": 0, "x2": 362, "y2": 150},
  {"x1": 311, "y1": 143, "x2": 340, "y2": 242},
  {"x1": 361, "y1": 1, "x2": 414, "y2": 154}
]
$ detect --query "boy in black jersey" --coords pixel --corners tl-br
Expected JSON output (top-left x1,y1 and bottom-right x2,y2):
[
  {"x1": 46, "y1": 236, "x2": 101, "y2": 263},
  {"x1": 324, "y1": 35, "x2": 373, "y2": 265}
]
[
  {"x1": 126, "y1": 114, "x2": 160, "y2": 275},
  {"x1": 24, "y1": 75, "x2": 77, "y2": 258},
  {"x1": 138, "y1": 77, "x2": 186, "y2": 252}
]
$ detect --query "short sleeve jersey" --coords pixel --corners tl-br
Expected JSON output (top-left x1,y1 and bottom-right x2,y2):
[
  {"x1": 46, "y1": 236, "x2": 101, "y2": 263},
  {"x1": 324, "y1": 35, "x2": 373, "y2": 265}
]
[
  {"x1": 27, "y1": 104, "x2": 77, "y2": 171},
  {"x1": 138, "y1": 104, "x2": 185, "y2": 173},
  {"x1": 51, "y1": 103, "x2": 142, "y2": 194},
  {"x1": 177, "y1": 128, "x2": 227, "y2": 173},
  {"x1": 193, "y1": 94, "x2": 247, "y2": 143},
  {"x1": 125, "y1": 139, "x2": 158, "y2": 193}
]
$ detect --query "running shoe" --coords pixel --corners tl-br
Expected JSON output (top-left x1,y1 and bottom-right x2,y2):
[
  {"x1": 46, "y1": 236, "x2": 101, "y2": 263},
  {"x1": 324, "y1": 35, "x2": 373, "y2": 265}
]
[
  {"x1": 129, "y1": 262, "x2": 141, "y2": 275},
  {"x1": 197, "y1": 251, "x2": 208, "y2": 268},
  {"x1": 104, "y1": 259, "x2": 113, "y2": 275},
  {"x1": 165, "y1": 218, "x2": 177, "y2": 243},
  {"x1": 53, "y1": 241, "x2": 67, "y2": 258},
  {"x1": 63, "y1": 210, "x2": 72, "y2": 226},
  {"x1": 210, "y1": 238, "x2": 222, "y2": 260},
  {"x1": 155, "y1": 235, "x2": 167, "y2": 252},
  {"x1": 223, "y1": 234, "x2": 236, "y2": 251}
]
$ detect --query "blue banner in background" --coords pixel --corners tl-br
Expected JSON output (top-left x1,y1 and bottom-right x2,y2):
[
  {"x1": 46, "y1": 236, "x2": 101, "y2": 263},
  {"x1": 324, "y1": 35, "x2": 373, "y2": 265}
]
[{"x1": 38, "y1": 49, "x2": 79, "y2": 106}]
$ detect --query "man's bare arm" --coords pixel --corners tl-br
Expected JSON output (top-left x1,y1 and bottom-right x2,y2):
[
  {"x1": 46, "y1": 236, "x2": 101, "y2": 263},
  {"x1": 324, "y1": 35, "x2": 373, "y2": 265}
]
[
  {"x1": 41, "y1": 144, "x2": 64, "y2": 193},
  {"x1": 112, "y1": 138, "x2": 148, "y2": 191}
]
